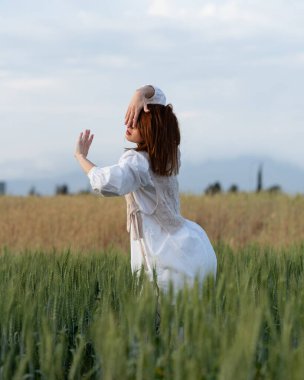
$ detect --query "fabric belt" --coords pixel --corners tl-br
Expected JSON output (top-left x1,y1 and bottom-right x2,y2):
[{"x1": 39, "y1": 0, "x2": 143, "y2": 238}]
[
  {"x1": 128, "y1": 209, "x2": 143, "y2": 240},
  {"x1": 125, "y1": 192, "x2": 160, "y2": 298},
  {"x1": 126, "y1": 192, "x2": 150, "y2": 272}
]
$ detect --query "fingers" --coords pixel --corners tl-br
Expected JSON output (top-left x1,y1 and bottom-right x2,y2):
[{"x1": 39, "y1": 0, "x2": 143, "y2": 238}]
[
  {"x1": 88, "y1": 134, "x2": 94, "y2": 145},
  {"x1": 78, "y1": 130, "x2": 94, "y2": 144},
  {"x1": 81, "y1": 129, "x2": 91, "y2": 142},
  {"x1": 84, "y1": 129, "x2": 90, "y2": 142},
  {"x1": 126, "y1": 104, "x2": 144, "y2": 128},
  {"x1": 143, "y1": 97, "x2": 150, "y2": 113},
  {"x1": 76, "y1": 130, "x2": 94, "y2": 157},
  {"x1": 125, "y1": 107, "x2": 131, "y2": 125},
  {"x1": 125, "y1": 107, "x2": 135, "y2": 128},
  {"x1": 132, "y1": 109, "x2": 140, "y2": 128}
]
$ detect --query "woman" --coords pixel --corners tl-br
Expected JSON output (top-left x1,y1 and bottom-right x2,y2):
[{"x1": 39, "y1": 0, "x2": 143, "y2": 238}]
[{"x1": 74, "y1": 84, "x2": 217, "y2": 304}]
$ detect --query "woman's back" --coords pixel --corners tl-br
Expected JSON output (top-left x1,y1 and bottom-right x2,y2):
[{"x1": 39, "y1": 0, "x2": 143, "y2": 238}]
[
  {"x1": 124, "y1": 149, "x2": 184, "y2": 240},
  {"x1": 119, "y1": 149, "x2": 217, "y2": 301}
]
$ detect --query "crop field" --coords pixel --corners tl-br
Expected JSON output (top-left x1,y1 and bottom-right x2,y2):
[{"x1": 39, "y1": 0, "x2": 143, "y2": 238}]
[
  {"x1": 0, "y1": 193, "x2": 304, "y2": 379},
  {"x1": 1, "y1": 192, "x2": 303, "y2": 252}
]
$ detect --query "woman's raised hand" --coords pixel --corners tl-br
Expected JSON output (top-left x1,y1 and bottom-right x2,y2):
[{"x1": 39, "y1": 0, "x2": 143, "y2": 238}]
[
  {"x1": 75, "y1": 129, "x2": 94, "y2": 158},
  {"x1": 125, "y1": 86, "x2": 155, "y2": 128},
  {"x1": 124, "y1": 89, "x2": 149, "y2": 129}
]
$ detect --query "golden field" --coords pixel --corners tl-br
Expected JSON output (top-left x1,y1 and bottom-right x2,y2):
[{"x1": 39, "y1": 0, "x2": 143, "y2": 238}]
[{"x1": 0, "y1": 192, "x2": 303, "y2": 252}]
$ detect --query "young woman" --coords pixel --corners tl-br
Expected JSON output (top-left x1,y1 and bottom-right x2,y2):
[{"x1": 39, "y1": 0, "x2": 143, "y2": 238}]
[{"x1": 74, "y1": 85, "x2": 217, "y2": 303}]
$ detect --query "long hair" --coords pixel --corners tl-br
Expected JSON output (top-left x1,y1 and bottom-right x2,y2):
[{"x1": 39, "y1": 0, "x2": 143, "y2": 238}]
[{"x1": 136, "y1": 103, "x2": 180, "y2": 176}]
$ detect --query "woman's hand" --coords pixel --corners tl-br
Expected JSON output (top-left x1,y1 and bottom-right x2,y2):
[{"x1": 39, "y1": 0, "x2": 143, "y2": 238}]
[
  {"x1": 75, "y1": 129, "x2": 94, "y2": 158},
  {"x1": 124, "y1": 86, "x2": 155, "y2": 128}
]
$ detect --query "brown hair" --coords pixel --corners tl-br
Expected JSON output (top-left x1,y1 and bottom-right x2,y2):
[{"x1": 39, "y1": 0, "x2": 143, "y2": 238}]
[{"x1": 136, "y1": 103, "x2": 180, "y2": 176}]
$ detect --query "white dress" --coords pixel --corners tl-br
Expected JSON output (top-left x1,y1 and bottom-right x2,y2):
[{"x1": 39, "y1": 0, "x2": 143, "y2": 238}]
[{"x1": 87, "y1": 149, "x2": 217, "y2": 301}]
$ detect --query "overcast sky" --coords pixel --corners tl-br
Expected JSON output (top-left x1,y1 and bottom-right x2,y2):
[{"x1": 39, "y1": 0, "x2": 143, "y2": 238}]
[{"x1": 1, "y1": 0, "x2": 303, "y2": 181}]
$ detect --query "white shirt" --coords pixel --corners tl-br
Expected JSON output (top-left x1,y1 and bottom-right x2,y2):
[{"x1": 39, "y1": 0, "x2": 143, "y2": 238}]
[{"x1": 87, "y1": 149, "x2": 217, "y2": 300}]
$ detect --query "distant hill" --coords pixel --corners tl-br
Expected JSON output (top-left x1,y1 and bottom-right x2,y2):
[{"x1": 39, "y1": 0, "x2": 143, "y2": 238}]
[
  {"x1": 5, "y1": 172, "x2": 90, "y2": 196},
  {"x1": 179, "y1": 155, "x2": 304, "y2": 194},
  {"x1": 3, "y1": 155, "x2": 304, "y2": 196}
]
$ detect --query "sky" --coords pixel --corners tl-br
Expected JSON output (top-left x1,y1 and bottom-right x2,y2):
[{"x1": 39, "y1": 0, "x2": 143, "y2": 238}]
[{"x1": 0, "y1": 0, "x2": 304, "y2": 183}]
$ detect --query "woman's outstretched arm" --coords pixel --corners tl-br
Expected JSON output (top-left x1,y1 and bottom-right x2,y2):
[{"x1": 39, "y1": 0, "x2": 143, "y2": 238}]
[
  {"x1": 74, "y1": 129, "x2": 96, "y2": 174},
  {"x1": 74, "y1": 129, "x2": 152, "y2": 197},
  {"x1": 87, "y1": 150, "x2": 152, "y2": 197}
]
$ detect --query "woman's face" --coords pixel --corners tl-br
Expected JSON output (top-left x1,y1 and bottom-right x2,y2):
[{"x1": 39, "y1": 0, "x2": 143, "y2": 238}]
[{"x1": 125, "y1": 124, "x2": 144, "y2": 144}]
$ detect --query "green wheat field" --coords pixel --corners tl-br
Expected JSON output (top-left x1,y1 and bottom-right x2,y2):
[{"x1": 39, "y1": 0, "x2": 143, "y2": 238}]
[{"x1": 1, "y1": 194, "x2": 304, "y2": 379}]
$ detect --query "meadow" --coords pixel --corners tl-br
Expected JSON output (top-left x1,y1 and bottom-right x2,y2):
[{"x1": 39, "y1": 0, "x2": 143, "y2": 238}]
[{"x1": 0, "y1": 193, "x2": 304, "y2": 379}]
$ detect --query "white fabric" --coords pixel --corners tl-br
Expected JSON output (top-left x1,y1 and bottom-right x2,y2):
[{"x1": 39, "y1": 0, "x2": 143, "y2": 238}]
[
  {"x1": 87, "y1": 149, "x2": 217, "y2": 302},
  {"x1": 139, "y1": 84, "x2": 166, "y2": 105}
]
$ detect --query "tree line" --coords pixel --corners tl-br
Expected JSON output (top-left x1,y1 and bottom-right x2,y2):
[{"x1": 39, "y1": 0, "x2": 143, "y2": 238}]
[{"x1": 0, "y1": 164, "x2": 283, "y2": 197}]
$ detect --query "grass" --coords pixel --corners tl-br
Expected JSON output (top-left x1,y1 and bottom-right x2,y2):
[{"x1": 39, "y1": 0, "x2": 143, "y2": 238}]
[{"x1": 1, "y1": 243, "x2": 304, "y2": 379}]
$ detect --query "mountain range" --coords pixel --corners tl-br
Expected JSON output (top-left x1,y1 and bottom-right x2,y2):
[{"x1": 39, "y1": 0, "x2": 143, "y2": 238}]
[{"x1": 2, "y1": 155, "x2": 304, "y2": 196}]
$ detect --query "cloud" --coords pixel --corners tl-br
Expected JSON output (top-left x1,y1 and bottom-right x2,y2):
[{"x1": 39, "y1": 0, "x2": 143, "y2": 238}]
[
  {"x1": 0, "y1": 0, "x2": 303, "y2": 178},
  {"x1": 147, "y1": 0, "x2": 304, "y2": 40},
  {"x1": 64, "y1": 54, "x2": 139, "y2": 70},
  {"x1": 248, "y1": 52, "x2": 304, "y2": 68},
  {"x1": 6, "y1": 78, "x2": 60, "y2": 91}
]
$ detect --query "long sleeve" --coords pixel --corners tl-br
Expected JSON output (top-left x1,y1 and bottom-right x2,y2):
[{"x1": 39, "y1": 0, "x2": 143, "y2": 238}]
[{"x1": 87, "y1": 150, "x2": 152, "y2": 196}]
